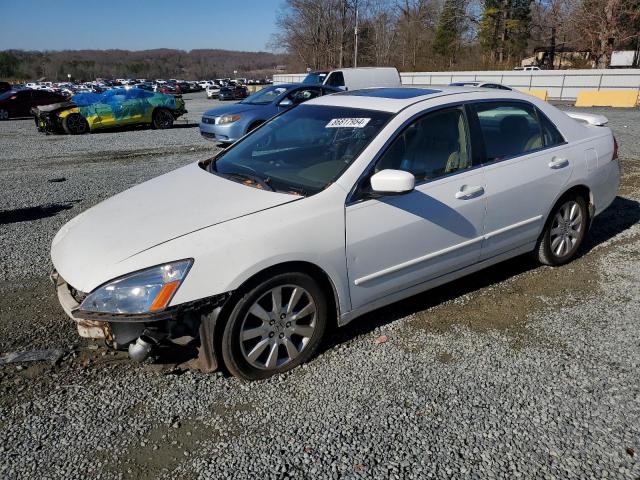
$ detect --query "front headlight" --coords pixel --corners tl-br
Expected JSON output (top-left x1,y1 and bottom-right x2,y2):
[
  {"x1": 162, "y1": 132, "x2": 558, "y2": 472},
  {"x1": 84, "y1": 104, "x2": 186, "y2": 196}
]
[
  {"x1": 79, "y1": 259, "x2": 192, "y2": 314},
  {"x1": 217, "y1": 114, "x2": 241, "y2": 125}
]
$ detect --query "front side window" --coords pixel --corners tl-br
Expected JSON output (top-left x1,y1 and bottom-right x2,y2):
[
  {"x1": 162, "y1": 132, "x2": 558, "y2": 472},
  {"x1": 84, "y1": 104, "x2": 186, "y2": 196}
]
[
  {"x1": 211, "y1": 105, "x2": 391, "y2": 195},
  {"x1": 374, "y1": 106, "x2": 472, "y2": 182},
  {"x1": 287, "y1": 87, "x2": 322, "y2": 104},
  {"x1": 474, "y1": 101, "x2": 543, "y2": 161}
]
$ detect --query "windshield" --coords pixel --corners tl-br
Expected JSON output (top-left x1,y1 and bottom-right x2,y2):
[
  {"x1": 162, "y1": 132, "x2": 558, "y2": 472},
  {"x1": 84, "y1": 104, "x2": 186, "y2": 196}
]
[
  {"x1": 302, "y1": 73, "x2": 327, "y2": 84},
  {"x1": 211, "y1": 105, "x2": 392, "y2": 195},
  {"x1": 240, "y1": 86, "x2": 288, "y2": 105}
]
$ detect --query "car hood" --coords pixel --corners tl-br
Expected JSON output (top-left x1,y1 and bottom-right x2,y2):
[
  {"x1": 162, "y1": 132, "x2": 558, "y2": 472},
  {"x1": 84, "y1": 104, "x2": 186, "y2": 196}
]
[
  {"x1": 51, "y1": 162, "x2": 297, "y2": 292},
  {"x1": 202, "y1": 103, "x2": 266, "y2": 117}
]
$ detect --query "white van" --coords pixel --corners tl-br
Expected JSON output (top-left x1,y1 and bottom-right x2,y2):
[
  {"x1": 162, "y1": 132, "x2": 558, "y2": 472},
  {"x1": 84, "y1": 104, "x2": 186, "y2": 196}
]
[{"x1": 323, "y1": 67, "x2": 401, "y2": 90}]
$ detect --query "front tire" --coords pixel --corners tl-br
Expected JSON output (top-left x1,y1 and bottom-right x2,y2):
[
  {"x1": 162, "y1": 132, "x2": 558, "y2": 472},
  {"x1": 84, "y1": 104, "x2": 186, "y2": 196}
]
[
  {"x1": 152, "y1": 108, "x2": 174, "y2": 129},
  {"x1": 62, "y1": 113, "x2": 89, "y2": 134},
  {"x1": 221, "y1": 272, "x2": 328, "y2": 380},
  {"x1": 536, "y1": 194, "x2": 588, "y2": 266},
  {"x1": 0, "y1": 109, "x2": 9, "y2": 120}
]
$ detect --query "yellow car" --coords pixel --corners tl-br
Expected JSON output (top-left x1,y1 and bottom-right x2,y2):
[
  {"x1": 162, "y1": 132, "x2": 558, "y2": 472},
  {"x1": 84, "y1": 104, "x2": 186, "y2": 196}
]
[{"x1": 32, "y1": 88, "x2": 186, "y2": 134}]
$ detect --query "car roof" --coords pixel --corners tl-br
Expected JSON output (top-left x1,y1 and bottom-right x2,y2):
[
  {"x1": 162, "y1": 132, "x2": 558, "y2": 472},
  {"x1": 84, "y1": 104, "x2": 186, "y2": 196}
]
[{"x1": 305, "y1": 86, "x2": 480, "y2": 113}]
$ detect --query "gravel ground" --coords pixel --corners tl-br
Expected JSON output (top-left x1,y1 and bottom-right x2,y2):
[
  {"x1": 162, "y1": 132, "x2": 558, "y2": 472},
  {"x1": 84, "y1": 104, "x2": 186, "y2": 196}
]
[{"x1": 0, "y1": 95, "x2": 639, "y2": 479}]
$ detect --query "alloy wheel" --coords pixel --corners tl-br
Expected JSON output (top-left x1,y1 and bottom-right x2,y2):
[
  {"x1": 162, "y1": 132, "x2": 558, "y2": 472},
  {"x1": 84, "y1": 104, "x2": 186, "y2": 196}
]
[
  {"x1": 67, "y1": 114, "x2": 87, "y2": 133},
  {"x1": 549, "y1": 200, "x2": 583, "y2": 257},
  {"x1": 239, "y1": 285, "x2": 317, "y2": 370},
  {"x1": 155, "y1": 109, "x2": 173, "y2": 128},
  {"x1": 0, "y1": 109, "x2": 8, "y2": 120}
]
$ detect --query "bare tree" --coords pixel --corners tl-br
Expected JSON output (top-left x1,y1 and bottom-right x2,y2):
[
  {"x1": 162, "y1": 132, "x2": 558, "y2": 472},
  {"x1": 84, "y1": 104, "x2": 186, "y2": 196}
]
[{"x1": 568, "y1": 0, "x2": 640, "y2": 67}]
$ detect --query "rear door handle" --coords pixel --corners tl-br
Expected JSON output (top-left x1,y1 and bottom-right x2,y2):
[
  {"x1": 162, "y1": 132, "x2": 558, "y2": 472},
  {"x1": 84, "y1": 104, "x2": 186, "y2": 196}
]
[
  {"x1": 548, "y1": 157, "x2": 569, "y2": 169},
  {"x1": 455, "y1": 185, "x2": 485, "y2": 200}
]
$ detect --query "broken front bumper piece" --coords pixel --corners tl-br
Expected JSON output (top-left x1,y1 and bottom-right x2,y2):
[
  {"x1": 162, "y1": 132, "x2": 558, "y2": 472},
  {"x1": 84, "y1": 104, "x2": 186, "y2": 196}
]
[{"x1": 50, "y1": 270, "x2": 229, "y2": 370}]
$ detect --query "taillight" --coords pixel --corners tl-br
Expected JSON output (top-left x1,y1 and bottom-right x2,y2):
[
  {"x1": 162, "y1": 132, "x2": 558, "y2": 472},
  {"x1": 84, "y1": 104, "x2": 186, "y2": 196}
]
[{"x1": 613, "y1": 136, "x2": 619, "y2": 161}]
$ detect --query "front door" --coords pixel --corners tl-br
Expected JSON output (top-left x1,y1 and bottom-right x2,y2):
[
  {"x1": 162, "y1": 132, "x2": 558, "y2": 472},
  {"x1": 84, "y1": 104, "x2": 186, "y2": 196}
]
[{"x1": 346, "y1": 106, "x2": 487, "y2": 309}]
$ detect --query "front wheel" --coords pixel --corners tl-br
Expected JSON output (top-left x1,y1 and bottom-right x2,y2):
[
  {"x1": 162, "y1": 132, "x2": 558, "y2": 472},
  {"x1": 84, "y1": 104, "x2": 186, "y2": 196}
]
[
  {"x1": 152, "y1": 108, "x2": 174, "y2": 129},
  {"x1": 0, "y1": 109, "x2": 9, "y2": 120},
  {"x1": 536, "y1": 194, "x2": 588, "y2": 266},
  {"x1": 221, "y1": 272, "x2": 328, "y2": 380},
  {"x1": 62, "y1": 113, "x2": 89, "y2": 134}
]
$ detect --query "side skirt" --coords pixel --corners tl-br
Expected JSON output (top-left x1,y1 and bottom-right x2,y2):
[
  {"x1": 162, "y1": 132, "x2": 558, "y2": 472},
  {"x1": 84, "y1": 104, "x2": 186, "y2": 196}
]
[{"x1": 338, "y1": 242, "x2": 536, "y2": 327}]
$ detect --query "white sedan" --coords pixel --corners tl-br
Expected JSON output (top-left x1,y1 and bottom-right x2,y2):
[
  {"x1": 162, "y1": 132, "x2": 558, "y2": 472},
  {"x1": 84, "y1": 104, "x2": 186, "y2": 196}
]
[{"x1": 51, "y1": 87, "x2": 620, "y2": 380}]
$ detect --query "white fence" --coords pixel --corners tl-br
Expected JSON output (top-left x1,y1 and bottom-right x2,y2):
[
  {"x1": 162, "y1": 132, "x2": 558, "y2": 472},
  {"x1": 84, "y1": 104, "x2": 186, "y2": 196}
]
[{"x1": 274, "y1": 69, "x2": 640, "y2": 101}]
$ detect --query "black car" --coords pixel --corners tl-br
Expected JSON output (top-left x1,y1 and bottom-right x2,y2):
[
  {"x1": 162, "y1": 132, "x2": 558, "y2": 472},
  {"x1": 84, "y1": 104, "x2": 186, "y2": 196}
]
[
  {"x1": 218, "y1": 86, "x2": 236, "y2": 101},
  {"x1": 0, "y1": 89, "x2": 68, "y2": 120}
]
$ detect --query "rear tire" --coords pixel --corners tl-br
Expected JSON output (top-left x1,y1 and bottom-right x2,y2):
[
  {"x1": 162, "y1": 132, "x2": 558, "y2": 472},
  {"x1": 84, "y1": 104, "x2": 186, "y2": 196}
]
[
  {"x1": 62, "y1": 113, "x2": 88, "y2": 134},
  {"x1": 152, "y1": 108, "x2": 174, "y2": 129},
  {"x1": 221, "y1": 272, "x2": 327, "y2": 380},
  {"x1": 0, "y1": 108, "x2": 10, "y2": 120},
  {"x1": 536, "y1": 194, "x2": 588, "y2": 266}
]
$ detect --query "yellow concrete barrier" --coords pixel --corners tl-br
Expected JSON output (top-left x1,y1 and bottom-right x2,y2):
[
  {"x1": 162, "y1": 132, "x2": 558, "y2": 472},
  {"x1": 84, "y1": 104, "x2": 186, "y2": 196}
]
[
  {"x1": 575, "y1": 89, "x2": 639, "y2": 108},
  {"x1": 247, "y1": 85, "x2": 266, "y2": 94},
  {"x1": 522, "y1": 89, "x2": 549, "y2": 101}
]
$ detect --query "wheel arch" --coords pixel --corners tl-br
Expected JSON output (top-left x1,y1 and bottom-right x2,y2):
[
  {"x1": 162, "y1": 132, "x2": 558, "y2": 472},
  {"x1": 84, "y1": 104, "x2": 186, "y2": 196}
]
[
  {"x1": 227, "y1": 261, "x2": 341, "y2": 326},
  {"x1": 246, "y1": 119, "x2": 265, "y2": 134},
  {"x1": 557, "y1": 184, "x2": 594, "y2": 220},
  {"x1": 540, "y1": 183, "x2": 593, "y2": 241}
]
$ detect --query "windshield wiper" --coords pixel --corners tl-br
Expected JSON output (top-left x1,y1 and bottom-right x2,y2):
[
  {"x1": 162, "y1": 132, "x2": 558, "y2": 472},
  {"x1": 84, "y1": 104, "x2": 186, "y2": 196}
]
[{"x1": 220, "y1": 171, "x2": 275, "y2": 191}]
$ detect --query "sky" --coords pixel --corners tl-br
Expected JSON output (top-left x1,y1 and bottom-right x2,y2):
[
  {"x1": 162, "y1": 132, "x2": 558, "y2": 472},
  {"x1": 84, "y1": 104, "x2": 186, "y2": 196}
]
[{"x1": 0, "y1": 0, "x2": 282, "y2": 52}]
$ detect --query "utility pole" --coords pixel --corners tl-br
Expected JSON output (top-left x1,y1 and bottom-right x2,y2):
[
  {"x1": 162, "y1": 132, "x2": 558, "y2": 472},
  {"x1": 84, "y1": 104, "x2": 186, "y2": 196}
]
[
  {"x1": 549, "y1": 27, "x2": 556, "y2": 70},
  {"x1": 354, "y1": 0, "x2": 359, "y2": 68}
]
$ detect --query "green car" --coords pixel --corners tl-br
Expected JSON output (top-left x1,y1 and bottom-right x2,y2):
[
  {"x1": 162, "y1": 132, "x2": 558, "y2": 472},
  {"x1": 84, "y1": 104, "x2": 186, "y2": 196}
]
[{"x1": 32, "y1": 88, "x2": 187, "y2": 134}]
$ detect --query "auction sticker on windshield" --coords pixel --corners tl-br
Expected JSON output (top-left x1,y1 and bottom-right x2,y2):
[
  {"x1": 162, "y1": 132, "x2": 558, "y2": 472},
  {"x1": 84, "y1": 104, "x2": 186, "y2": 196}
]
[{"x1": 326, "y1": 118, "x2": 371, "y2": 128}]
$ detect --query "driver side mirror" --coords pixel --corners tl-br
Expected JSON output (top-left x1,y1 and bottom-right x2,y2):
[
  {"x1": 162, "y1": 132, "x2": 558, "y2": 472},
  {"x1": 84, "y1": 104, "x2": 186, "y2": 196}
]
[
  {"x1": 370, "y1": 169, "x2": 415, "y2": 194},
  {"x1": 278, "y1": 98, "x2": 293, "y2": 107}
]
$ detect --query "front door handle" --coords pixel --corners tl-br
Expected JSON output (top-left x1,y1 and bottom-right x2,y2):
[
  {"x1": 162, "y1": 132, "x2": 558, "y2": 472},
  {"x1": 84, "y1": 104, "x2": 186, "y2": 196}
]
[
  {"x1": 548, "y1": 157, "x2": 569, "y2": 169},
  {"x1": 455, "y1": 185, "x2": 485, "y2": 200}
]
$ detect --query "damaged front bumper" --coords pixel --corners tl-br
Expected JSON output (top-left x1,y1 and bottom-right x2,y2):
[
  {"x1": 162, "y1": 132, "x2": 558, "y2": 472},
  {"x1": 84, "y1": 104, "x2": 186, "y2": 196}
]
[{"x1": 50, "y1": 270, "x2": 229, "y2": 369}]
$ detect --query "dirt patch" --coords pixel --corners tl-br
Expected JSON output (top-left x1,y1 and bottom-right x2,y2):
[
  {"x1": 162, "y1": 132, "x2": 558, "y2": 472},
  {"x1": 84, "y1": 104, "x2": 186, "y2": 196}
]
[{"x1": 108, "y1": 402, "x2": 254, "y2": 480}]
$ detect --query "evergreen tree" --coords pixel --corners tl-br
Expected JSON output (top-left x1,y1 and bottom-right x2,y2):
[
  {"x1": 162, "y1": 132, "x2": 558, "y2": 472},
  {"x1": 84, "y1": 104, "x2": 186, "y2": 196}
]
[
  {"x1": 479, "y1": 0, "x2": 531, "y2": 64},
  {"x1": 433, "y1": 0, "x2": 467, "y2": 64}
]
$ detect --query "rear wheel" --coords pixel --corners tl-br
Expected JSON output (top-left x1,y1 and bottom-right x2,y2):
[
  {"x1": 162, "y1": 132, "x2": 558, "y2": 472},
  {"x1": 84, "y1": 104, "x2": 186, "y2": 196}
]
[
  {"x1": 152, "y1": 108, "x2": 174, "y2": 129},
  {"x1": 0, "y1": 109, "x2": 9, "y2": 120},
  {"x1": 62, "y1": 113, "x2": 88, "y2": 134},
  {"x1": 221, "y1": 272, "x2": 327, "y2": 380},
  {"x1": 536, "y1": 194, "x2": 588, "y2": 266}
]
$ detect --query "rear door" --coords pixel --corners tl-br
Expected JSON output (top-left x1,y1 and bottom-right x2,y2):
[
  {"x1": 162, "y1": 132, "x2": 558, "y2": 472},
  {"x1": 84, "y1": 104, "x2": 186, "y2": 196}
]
[{"x1": 469, "y1": 100, "x2": 573, "y2": 260}]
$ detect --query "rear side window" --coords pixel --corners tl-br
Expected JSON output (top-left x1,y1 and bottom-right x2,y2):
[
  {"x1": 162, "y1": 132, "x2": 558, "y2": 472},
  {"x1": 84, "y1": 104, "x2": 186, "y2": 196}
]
[
  {"x1": 538, "y1": 110, "x2": 565, "y2": 147},
  {"x1": 325, "y1": 72, "x2": 345, "y2": 88},
  {"x1": 473, "y1": 102, "x2": 543, "y2": 161}
]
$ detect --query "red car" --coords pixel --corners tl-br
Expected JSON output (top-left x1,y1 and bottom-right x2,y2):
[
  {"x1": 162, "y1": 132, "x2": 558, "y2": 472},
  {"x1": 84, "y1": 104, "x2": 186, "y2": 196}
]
[
  {"x1": 157, "y1": 84, "x2": 182, "y2": 95},
  {"x1": 234, "y1": 85, "x2": 249, "y2": 99},
  {"x1": 0, "y1": 89, "x2": 68, "y2": 120}
]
